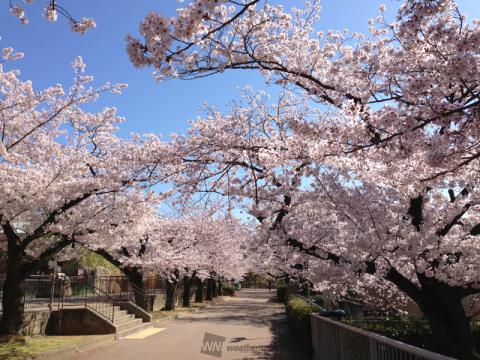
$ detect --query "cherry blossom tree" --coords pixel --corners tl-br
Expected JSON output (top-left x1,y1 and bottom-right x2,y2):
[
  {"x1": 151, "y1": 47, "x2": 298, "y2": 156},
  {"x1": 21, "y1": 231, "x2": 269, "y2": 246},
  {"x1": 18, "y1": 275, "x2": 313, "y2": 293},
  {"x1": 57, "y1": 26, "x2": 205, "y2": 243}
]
[
  {"x1": 128, "y1": 0, "x2": 480, "y2": 178},
  {"x1": 0, "y1": 51, "x2": 175, "y2": 335},
  {"x1": 148, "y1": 88, "x2": 480, "y2": 358},
  {"x1": 8, "y1": 0, "x2": 96, "y2": 34},
  {"x1": 112, "y1": 210, "x2": 251, "y2": 309},
  {"x1": 128, "y1": 1, "x2": 480, "y2": 357},
  {"x1": 88, "y1": 195, "x2": 251, "y2": 309}
]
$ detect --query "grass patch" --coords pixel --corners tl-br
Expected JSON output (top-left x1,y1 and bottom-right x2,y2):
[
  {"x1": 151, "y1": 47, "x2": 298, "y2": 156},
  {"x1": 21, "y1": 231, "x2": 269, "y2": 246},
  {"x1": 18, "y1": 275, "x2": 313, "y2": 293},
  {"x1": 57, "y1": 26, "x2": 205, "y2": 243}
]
[
  {"x1": 0, "y1": 335, "x2": 107, "y2": 360},
  {"x1": 151, "y1": 301, "x2": 210, "y2": 320},
  {"x1": 150, "y1": 296, "x2": 228, "y2": 320}
]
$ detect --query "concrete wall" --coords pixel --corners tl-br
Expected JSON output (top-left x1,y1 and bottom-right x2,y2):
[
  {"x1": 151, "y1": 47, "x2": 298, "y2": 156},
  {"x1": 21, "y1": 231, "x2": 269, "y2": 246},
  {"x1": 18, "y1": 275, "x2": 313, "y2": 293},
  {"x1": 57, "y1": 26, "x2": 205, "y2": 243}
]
[
  {"x1": 18, "y1": 311, "x2": 51, "y2": 335},
  {"x1": 151, "y1": 294, "x2": 166, "y2": 311},
  {"x1": 148, "y1": 285, "x2": 199, "y2": 311},
  {"x1": 189, "y1": 287, "x2": 196, "y2": 302},
  {"x1": 1, "y1": 308, "x2": 115, "y2": 336},
  {"x1": 174, "y1": 290, "x2": 182, "y2": 306},
  {"x1": 46, "y1": 308, "x2": 116, "y2": 335}
]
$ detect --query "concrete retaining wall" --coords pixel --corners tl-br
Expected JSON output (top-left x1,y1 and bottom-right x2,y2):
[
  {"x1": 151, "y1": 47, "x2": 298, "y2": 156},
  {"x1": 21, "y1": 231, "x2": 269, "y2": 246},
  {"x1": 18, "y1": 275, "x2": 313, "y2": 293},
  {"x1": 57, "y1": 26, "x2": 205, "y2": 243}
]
[
  {"x1": 18, "y1": 311, "x2": 51, "y2": 335},
  {"x1": 1, "y1": 308, "x2": 115, "y2": 336},
  {"x1": 150, "y1": 294, "x2": 165, "y2": 311},
  {"x1": 46, "y1": 308, "x2": 116, "y2": 335}
]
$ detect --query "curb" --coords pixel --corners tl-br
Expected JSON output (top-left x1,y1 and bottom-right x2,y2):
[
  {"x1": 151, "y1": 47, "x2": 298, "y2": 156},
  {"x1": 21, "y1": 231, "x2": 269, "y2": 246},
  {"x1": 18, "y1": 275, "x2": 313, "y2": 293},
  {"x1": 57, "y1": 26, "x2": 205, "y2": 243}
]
[{"x1": 36, "y1": 335, "x2": 115, "y2": 360}]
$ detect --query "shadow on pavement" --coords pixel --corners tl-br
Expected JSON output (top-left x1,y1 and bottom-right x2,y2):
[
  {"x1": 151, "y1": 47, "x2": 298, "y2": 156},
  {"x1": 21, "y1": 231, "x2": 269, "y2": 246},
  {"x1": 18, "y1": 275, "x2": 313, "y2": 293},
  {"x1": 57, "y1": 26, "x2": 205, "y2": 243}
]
[
  {"x1": 232, "y1": 312, "x2": 310, "y2": 360},
  {"x1": 178, "y1": 290, "x2": 311, "y2": 360}
]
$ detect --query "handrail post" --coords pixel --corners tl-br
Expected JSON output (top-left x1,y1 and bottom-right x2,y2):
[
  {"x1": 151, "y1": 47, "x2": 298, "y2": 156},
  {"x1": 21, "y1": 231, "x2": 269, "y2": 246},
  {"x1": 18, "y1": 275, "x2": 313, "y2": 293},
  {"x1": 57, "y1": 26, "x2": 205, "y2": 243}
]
[
  {"x1": 50, "y1": 273, "x2": 55, "y2": 311},
  {"x1": 59, "y1": 278, "x2": 63, "y2": 311},
  {"x1": 339, "y1": 326, "x2": 345, "y2": 360},
  {"x1": 369, "y1": 338, "x2": 378, "y2": 360},
  {"x1": 22, "y1": 281, "x2": 26, "y2": 309}
]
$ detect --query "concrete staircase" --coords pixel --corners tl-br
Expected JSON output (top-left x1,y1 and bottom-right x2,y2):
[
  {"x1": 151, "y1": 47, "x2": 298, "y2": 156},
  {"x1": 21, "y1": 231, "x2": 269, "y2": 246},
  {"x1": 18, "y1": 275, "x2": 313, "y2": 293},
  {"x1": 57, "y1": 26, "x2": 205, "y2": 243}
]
[{"x1": 112, "y1": 306, "x2": 153, "y2": 339}]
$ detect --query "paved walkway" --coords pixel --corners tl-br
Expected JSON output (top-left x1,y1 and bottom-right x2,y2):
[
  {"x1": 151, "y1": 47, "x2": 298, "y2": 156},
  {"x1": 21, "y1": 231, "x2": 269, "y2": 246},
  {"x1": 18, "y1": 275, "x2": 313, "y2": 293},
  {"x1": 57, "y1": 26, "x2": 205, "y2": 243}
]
[{"x1": 66, "y1": 289, "x2": 309, "y2": 360}]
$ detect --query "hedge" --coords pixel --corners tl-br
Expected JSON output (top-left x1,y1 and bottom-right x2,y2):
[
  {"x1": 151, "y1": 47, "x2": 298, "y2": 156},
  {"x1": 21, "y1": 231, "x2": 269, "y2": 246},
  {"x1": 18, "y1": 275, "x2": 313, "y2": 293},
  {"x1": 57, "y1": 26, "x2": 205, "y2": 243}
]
[
  {"x1": 344, "y1": 318, "x2": 480, "y2": 353},
  {"x1": 343, "y1": 318, "x2": 431, "y2": 350},
  {"x1": 222, "y1": 286, "x2": 235, "y2": 296},
  {"x1": 276, "y1": 284, "x2": 288, "y2": 303},
  {"x1": 311, "y1": 294, "x2": 324, "y2": 308},
  {"x1": 285, "y1": 296, "x2": 317, "y2": 354}
]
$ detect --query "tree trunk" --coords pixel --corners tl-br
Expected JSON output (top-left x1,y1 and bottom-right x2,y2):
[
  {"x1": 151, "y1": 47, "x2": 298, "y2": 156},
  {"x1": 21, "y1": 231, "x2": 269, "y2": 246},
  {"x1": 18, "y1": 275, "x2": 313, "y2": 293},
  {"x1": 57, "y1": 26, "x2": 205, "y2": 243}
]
[
  {"x1": 124, "y1": 268, "x2": 143, "y2": 289},
  {"x1": 182, "y1": 271, "x2": 196, "y2": 307},
  {"x1": 212, "y1": 278, "x2": 218, "y2": 298},
  {"x1": 124, "y1": 268, "x2": 148, "y2": 311},
  {"x1": 217, "y1": 278, "x2": 223, "y2": 296},
  {"x1": 386, "y1": 269, "x2": 480, "y2": 359},
  {"x1": 418, "y1": 285, "x2": 479, "y2": 359},
  {"x1": 0, "y1": 224, "x2": 74, "y2": 335},
  {"x1": 424, "y1": 304, "x2": 475, "y2": 359},
  {"x1": 132, "y1": 288, "x2": 148, "y2": 311},
  {"x1": 0, "y1": 251, "x2": 25, "y2": 335},
  {"x1": 164, "y1": 278, "x2": 178, "y2": 311},
  {"x1": 206, "y1": 278, "x2": 214, "y2": 301},
  {"x1": 195, "y1": 278, "x2": 205, "y2": 303}
]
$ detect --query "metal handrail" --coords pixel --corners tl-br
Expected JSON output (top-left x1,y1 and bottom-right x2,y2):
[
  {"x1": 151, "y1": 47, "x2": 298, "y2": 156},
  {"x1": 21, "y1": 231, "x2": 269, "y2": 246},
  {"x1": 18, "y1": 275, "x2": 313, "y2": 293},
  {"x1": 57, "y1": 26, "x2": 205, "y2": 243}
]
[
  {"x1": 297, "y1": 294, "x2": 346, "y2": 319},
  {"x1": 127, "y1": 281, "x2": 151, "y2": 310},
  {"x1": 0, "y1": 274, "x2": 159, "y2": 315},
  {"x1": 311, "y1": 314, "x2": 456, "y2": 360},
  {"x1": 85, "y1": 285, "x2": 116, "y2": 323},
  {"x1": 97, "y1": 275, "x2": 154, "y2": 310},
  {"x1": 0, "y1": 274, "x2": 93, "y2": 312}
]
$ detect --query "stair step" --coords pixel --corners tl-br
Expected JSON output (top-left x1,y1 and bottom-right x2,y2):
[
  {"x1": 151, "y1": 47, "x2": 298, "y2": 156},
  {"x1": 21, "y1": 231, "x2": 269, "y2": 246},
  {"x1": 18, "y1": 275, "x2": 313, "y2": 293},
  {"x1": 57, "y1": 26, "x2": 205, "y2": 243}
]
[
  {"x1": 113, "y1": 309, "x2": 129, "y2": 318},
  {"x1": 114, "y1": 314, "x2": 135, "y2": 325},
  {"x1": 117, "y1": 323, "x2": 154, "y2": 339},
  {"x1": 116, "y1": 318, "x2": 144, "y2": 332},
  {"x1": 85, "y1": 304, "x2": 125, "y2": 315},
  {"x1": 87, "y1": 300, "x2": 151, "y2": 338}
]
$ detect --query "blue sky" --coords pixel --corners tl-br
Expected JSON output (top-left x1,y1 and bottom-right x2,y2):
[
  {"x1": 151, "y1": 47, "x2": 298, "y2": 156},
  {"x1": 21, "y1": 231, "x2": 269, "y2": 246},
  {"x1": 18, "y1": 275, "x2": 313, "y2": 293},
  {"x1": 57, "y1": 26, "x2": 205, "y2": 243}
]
[{"x1": 1, "y1": 0, "x2": 479, "y2": 139}]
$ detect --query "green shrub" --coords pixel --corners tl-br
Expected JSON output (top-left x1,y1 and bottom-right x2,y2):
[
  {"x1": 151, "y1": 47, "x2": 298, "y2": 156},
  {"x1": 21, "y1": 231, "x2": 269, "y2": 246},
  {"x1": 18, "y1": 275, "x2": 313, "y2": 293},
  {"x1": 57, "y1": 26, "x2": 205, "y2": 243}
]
[
  {"x1": 285, "y1": 296, "x2": 317, "y2": 354},
  {"x1": 343, "y1": 317, "x2": 433, "y2": 351},
  {"x1": 276, "y1": 285, "x2": 288, "y2": 303},
  {"x1": 341, "y1": 318, "x2": 480, "y2": 353},
  {"x1": 222, "y1": 286, "x2": 235, "y2": 296},
  {"x1": 311, "y1": 294, "x2": 324, "y2": 308}
]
